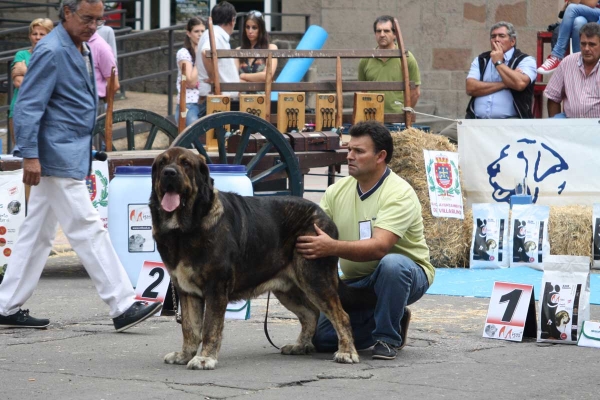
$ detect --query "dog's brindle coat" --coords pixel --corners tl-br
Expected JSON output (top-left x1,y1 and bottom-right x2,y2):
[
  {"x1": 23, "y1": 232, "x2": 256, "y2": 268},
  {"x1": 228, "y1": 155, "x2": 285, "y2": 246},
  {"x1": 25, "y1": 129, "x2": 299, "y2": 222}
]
[{"x1": 150, "y1": 147, "x2": 359, "y2": 370}]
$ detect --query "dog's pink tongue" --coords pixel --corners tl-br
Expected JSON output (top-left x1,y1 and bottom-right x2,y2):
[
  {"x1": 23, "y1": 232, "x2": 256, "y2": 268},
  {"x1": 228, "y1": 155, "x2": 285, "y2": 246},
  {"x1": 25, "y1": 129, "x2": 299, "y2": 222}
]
[{"x1": 161, "y1": 192, "x2": 181, "y2": 212}]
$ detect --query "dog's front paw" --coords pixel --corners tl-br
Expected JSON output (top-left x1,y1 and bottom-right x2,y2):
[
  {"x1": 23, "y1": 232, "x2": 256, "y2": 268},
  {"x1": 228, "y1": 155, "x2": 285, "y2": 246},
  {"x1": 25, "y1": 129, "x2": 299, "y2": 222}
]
[
  {"x1": 187, "y1": 355, "x2": 217, "y2": 370},
  {"x1": 164, "y1": 351, "x2": 194, "y2": 365},
  {"x1": 333, "y1": 351, "x2": 360, "y2": 364},
  {"x1": 280, "y1": 343, "x2": 315, "y2": 355}
]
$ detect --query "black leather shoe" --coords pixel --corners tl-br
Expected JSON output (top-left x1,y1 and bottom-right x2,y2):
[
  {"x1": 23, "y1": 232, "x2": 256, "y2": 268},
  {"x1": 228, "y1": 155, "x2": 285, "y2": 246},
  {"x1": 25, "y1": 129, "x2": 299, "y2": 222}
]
[
  {"x1": 0, "y1": 309, "x2": 49, "y2": 329},
  {"x1": 113, "y1": 301, "x2": 162, "y2": 332}
]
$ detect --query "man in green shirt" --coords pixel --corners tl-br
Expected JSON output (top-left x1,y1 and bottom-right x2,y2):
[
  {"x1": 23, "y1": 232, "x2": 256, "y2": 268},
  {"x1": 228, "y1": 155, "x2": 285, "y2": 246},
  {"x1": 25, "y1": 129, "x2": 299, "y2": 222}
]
[
  {"x1": 358, "y1": 15, "x2": 421, "y2": 113},
  {"x1": 296, "y1": 121, "x2": 434, "y2": 360}
]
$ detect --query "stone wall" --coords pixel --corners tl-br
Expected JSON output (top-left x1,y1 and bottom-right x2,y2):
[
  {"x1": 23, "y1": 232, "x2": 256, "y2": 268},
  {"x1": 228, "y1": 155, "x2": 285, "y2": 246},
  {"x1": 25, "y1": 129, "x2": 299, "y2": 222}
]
[{"x1": 283, "y1": 0, "x2": 563, "y2": 119}]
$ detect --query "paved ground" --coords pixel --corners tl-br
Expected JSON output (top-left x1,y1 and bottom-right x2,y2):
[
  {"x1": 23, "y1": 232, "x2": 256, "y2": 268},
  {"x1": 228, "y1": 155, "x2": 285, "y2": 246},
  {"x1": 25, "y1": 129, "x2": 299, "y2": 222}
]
[
  {"x1": 4, "y1": 92, "x2": 597, "y2": 399},
  {"x1": 1, "y1": 257, "x2": 599, "y2": 400}
]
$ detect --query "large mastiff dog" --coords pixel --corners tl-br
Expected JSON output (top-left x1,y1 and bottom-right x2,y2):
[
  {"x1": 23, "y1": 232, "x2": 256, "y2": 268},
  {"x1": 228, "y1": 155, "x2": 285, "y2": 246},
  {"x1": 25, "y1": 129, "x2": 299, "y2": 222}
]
[{"x1": 150, "y1": 147, "x2": 371, "y2": 370}]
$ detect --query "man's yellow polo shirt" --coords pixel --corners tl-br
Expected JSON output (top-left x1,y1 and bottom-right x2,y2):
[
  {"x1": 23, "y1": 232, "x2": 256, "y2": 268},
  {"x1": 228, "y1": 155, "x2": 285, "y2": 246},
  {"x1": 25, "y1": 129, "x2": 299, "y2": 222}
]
[{"x1": 320, "y1": 170, "x2": 435, "y2": 285}]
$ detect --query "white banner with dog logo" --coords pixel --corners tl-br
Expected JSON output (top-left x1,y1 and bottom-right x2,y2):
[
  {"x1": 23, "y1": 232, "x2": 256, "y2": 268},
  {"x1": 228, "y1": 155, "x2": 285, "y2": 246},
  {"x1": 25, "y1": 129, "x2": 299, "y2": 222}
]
[
  {"x1": 458, "y1": 119, "x2": 600, "y2": 206},
  {"x1": 423, "y1": 150, "x2": 464, "y2": 219}
]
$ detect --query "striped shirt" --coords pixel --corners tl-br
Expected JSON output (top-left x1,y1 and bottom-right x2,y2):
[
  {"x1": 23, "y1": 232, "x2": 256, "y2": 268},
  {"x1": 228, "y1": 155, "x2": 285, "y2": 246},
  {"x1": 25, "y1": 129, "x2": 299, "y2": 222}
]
[{"x1": 544, "y1": 53, "x2": 600, "y2": 118}]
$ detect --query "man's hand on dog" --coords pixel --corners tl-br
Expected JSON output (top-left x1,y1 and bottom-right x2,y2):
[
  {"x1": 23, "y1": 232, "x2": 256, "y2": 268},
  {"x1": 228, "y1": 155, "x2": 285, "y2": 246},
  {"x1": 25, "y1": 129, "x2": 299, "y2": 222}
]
[{"x1": 296, "y1": 224, "x2": 336, "y2": 259}]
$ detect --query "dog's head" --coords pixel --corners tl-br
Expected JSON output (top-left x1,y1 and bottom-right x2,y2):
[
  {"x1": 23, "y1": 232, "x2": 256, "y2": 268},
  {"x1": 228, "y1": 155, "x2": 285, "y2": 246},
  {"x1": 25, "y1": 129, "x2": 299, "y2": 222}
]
[{"x1": 150, "y1": 147, "x2": 214, "y2": 231}]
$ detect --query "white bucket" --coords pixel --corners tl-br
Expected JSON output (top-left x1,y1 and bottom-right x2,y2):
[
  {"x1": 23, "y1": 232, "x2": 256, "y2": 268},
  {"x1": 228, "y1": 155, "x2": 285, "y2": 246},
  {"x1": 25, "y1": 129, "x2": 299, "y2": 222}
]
[
  {"x1": 208, "y1": 164, "x2": 253, "y2": 196},
  {"x1": 108, "y1": 166, "x2": 159, "y2": 286},
  {"x1": 108, "y1": 164, "x2": 253, "y2": 286}
]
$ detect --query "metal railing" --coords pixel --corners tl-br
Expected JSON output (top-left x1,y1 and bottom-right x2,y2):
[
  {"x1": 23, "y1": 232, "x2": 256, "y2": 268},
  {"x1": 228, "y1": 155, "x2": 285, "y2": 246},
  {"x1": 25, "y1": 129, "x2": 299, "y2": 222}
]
[
  {"x1": 0, "y1": 1, "x2": 60, "y2": 11},
  {"x1": 0, "y1": 10, "x2": 310, "y2": 150}
]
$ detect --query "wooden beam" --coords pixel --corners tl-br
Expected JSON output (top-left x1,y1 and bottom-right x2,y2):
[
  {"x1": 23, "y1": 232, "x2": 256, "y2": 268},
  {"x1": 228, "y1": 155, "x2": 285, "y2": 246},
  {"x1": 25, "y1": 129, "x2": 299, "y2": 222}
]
[
  {"x1": 105, "y1": 66, "x2": 116, "y2": 152},
  {"x1": 394, "y1": 18, "x2": 412, "y2": 128},
  {"x1": 207, "y1": 49, "x2": 409, "y2": 59},
  {"x1": 178, "y1": 62, "x2": 187, "y2": 133},
  {"x1": 267, "y1": 113, "x2": 408, "y2": 124},
  {"x1": 208, "y1": 17, "x2": 220, "y2": 95},
  {"x1": 220, "y1": 81, "x2": 416, "y2": 92}
]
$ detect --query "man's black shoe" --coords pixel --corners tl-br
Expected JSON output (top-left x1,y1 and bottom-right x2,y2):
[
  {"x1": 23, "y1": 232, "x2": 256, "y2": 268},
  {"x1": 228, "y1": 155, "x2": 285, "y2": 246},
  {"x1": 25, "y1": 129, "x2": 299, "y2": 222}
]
[
  {"x1": 0, "y1": 309, "x2": 49, "y2": 329},
  {"x1": 398, "y1": 307, "x2": 411, "y2": 351},
  {"x1": 113, "y1": 301, "x2": 162, "y2": 332},
  {"x1": 372, "y1": 340, "x2": 398, "y2": 360}
]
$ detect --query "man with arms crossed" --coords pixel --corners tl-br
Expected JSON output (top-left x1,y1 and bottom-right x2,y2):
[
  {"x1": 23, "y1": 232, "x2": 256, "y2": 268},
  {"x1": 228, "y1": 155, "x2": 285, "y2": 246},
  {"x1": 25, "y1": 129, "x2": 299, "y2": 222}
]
[
  {"x1": 440, "y1": 22, "x2": 537, "y2": 141},
  {"x1": 296, "y1": 121, "x2": 434, "y2": 360}
]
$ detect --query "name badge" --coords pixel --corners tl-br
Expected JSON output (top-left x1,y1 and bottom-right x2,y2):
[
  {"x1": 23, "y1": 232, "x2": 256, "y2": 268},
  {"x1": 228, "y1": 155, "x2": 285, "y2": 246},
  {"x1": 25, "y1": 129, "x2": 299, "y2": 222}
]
[{"x1": 359, "y1": 220, "x2": 371, "y2": 240}]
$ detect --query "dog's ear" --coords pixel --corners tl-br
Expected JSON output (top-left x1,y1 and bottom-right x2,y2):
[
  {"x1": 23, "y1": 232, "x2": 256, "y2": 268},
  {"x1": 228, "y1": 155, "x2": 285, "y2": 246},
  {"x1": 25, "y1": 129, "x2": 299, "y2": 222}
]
[
  {"x1": 195, "y1": 153, "x2": 213, "y2": 191},
  {"x1": 150, "y1": 152, "x2": 163, "y2": 203}
]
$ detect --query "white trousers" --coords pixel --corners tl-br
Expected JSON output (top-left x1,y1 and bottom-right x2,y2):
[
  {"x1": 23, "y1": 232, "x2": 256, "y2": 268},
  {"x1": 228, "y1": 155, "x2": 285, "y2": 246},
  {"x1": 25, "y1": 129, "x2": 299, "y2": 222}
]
[{"x1": 0, "y1": 177, "x2": 135, "y2": 318}]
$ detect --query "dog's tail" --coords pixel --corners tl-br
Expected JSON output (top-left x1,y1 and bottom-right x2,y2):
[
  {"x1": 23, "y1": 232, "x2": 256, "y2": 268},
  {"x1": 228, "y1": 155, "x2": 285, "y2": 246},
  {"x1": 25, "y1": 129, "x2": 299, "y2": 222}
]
[{"x1": 337, "y1": 277, "x2": 377, "y2": 312}]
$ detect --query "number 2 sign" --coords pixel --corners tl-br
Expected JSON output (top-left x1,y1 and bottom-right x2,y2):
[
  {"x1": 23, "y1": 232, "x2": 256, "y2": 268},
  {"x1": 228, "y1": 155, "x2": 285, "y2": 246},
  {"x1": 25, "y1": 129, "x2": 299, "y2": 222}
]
[
  {"x1": 134, "y1": 261, "x2": 170, "y2": 316},
  {"x1": 483, "y1": 281, "x2": 537, "y2": 342}
]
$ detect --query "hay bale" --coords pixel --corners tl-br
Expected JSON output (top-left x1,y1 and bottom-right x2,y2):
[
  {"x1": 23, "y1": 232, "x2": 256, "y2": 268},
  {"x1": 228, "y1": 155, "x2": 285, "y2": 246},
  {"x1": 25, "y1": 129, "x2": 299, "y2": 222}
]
[
  {"x1": 389, "y1": 128, "x2": 470, "y2": 268},
  {"x1": 549, "y1": 205, "x2": 592, "y2": 257}
]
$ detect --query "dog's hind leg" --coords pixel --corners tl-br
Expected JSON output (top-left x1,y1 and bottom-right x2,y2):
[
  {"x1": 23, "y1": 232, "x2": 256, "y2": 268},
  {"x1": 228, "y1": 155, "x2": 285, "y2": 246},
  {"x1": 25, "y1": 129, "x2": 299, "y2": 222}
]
[
  {"x1": 273, "y1": 287, "x2": 319, "y2": 355},
  {"x1": 164, "y1": 292, "x2": 204, "y2": 366},
  {"x1": 296, "y1": 259, "x2": 359, "y2": 364}
]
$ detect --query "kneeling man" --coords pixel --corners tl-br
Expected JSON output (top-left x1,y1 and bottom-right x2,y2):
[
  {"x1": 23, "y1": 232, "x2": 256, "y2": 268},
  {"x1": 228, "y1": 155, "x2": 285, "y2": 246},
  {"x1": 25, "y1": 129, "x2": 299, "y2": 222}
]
[{"x1": 296, "y1": 121, "x2": 434, "y2": 360}]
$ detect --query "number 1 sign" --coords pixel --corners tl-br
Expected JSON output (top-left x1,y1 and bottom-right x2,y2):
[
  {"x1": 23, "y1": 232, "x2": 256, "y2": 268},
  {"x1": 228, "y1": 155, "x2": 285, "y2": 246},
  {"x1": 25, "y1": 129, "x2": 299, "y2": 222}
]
[{"x1": 483, "y1": 281, "x2": 537, "y2": 342}]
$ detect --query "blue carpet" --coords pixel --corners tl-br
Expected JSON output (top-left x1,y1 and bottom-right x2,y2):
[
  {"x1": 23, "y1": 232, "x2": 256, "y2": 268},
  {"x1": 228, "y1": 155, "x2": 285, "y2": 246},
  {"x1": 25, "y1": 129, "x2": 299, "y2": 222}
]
[{"x1": 428, "y1": 268, "x2": 600, "y2": 305}]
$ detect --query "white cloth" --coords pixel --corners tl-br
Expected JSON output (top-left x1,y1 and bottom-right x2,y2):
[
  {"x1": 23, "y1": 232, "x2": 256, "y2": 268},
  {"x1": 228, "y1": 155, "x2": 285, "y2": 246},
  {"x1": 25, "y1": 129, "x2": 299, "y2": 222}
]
[
  {"x1": 0, "y1": 177, "x2": 136, "y2": 318},
  {"x1": 196, "y1": 24, "x2": 239, "y2": 98},
  {"x1": 176, "y1": 47, "x2": 200, "y2": 103}
]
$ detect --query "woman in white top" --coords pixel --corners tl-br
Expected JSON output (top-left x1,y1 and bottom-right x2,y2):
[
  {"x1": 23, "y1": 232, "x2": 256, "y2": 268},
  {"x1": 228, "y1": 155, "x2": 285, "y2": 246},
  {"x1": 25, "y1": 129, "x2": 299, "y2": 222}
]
[{"x1": 176, "y1": 17, "x2": 205, "y2": 126}]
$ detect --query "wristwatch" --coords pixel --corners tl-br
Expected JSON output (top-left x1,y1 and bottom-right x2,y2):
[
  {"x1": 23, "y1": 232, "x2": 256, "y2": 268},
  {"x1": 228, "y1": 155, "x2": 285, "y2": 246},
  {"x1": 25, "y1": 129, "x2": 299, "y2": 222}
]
[{"x1": 494, "y1": 60, "x2": 503, "y2": 67}]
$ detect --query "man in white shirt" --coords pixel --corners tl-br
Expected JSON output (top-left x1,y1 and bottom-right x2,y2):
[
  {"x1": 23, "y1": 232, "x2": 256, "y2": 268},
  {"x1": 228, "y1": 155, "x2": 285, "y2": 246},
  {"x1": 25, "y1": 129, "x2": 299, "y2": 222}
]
[{"x1": 196, "y1": 1, "x2": 239, "y2": 117}]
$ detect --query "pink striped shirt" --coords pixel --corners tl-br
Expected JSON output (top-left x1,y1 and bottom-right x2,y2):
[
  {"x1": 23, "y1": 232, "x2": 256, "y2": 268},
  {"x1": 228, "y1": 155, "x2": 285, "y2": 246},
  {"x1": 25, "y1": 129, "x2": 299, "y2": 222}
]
[{"x1": 544, "y1": 53, "x2": 600, "y2": 118}]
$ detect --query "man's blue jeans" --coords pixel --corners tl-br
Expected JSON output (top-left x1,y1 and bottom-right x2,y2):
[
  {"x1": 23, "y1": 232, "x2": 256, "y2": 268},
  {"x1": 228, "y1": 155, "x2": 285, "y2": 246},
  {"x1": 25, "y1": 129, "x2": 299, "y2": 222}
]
[
  {"x1": 552, "y1": 4, "x2": 600, "y2": 59},
  {"x1": 175, "y1": 102, "x2": 206, "y2": 127},
  {"x1": 313, "y1": 254, "x2": 430, "y2": 351}
]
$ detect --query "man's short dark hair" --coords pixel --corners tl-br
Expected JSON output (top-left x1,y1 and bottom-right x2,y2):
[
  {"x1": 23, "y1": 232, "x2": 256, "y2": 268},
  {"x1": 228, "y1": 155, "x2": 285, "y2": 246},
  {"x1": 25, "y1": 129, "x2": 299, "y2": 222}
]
[
  {"x1": 212, "y1": 1, "x2": 236, "y2": 26},
  {"x1": 59, "y1": 0, "x2": 103, "y2": 22},
  {"x1": 580, "y1": 22, "x2": 600, "y2": 39},
  {"x1": 348, "y1": 121, "x2": 393, "y2": 164},
  {"x1": 373, "y1": 15, "x2": 396, "y2": 33}
]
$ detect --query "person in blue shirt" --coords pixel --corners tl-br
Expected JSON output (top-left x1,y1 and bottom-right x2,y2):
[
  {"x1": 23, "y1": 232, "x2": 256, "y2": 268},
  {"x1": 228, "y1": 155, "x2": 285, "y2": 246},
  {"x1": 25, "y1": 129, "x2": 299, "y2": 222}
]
[
  {"x1": 0, "y1": 0, "x2": 161, "y2": 332},
  {"x1": 440, "y1": 22, "x2": 537, "y2": 141}
]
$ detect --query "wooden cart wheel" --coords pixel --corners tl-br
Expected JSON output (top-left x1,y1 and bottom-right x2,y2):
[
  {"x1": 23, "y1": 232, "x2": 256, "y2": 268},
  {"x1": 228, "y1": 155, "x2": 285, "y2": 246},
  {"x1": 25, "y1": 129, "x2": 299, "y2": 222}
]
[
  {"x1": 94, "y1": 109, "x2": 179, "y2": 151},
  {"x1": 171, "y1": 111, "x2": 303, "y2": 197}
]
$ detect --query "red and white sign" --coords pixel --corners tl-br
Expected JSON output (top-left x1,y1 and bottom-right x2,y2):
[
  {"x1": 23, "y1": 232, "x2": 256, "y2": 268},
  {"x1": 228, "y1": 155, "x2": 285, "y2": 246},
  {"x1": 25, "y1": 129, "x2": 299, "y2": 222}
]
[
  {"x1": 483, "y1": 281, "x2": 535, "y2": 342},
  {"x1": 423, "y1": 150, "x2": 464, "y2": 219},
  {"x1": 134, "y1": 261, "x2": 170, "y2": 315}
]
